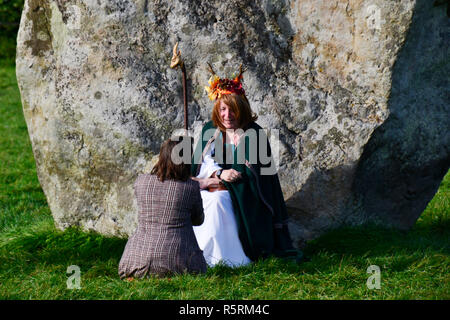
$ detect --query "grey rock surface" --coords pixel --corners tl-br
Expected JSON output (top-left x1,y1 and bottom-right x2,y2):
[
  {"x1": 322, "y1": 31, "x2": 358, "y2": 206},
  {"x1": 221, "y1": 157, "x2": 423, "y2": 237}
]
[{"x1": 16, "y1": 0, "x2": 449, "y2": 244}]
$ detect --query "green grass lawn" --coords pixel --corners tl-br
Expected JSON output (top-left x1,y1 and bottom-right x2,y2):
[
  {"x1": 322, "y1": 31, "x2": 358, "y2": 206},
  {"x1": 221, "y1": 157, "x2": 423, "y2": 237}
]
[{"x1": 0, "y1": 60, "x2": 448, "y2": 300}]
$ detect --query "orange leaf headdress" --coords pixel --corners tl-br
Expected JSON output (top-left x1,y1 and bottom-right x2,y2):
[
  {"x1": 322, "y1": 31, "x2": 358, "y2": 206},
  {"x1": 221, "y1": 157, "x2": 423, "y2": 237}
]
[{"x1": 204, "y1": 63, "x2": 246, "y2": 101}]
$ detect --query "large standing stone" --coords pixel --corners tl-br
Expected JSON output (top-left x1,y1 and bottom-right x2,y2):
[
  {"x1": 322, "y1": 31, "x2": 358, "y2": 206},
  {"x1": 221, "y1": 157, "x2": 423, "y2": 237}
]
[{"x1": 16, "y1": 0, "x2": 449, "y2": 244}]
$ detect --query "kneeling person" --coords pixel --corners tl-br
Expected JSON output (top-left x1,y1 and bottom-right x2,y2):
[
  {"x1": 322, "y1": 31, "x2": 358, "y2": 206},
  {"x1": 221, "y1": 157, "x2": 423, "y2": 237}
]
[{"x1": 118, "y1": 137, "x2": 207, "y2": 278}]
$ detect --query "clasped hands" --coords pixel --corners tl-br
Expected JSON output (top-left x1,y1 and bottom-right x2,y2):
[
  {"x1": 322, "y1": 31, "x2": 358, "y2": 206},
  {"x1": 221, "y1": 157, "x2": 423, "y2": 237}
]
[{"x1": 194, "y1": 169, "x2": 242, "y2": 190}]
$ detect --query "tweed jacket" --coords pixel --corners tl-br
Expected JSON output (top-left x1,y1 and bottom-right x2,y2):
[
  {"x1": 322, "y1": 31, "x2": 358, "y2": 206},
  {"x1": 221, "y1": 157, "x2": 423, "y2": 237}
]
[{"x1": 118, "y1": 174, "x2": 207, "y2": 278}]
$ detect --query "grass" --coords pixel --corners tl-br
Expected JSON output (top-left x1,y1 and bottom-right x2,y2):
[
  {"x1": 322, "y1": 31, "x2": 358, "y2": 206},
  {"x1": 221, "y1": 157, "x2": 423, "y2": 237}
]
[{"x1": 0, "y1": 59, "x2": 449, "y2": 300}]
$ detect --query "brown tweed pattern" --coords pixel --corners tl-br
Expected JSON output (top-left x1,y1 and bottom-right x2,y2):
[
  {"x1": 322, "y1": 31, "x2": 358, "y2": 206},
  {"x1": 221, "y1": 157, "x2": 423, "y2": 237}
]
[{"x1": 118, "y1": 174, "x2": 207, "y2": 278}]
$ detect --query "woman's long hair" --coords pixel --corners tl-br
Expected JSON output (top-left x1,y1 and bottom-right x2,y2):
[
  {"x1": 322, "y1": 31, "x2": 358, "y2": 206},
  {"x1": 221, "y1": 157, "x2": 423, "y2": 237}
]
[
  {"x1": 211, "y1": 93, "x2": 258, "y2": 131},
  {"x1": 151, "y1": 137, "x2": 192, "y2": 182}
]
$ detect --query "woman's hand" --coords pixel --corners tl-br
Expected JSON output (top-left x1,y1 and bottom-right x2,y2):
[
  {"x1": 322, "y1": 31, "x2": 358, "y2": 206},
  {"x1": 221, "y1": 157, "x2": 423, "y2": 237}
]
[
  {"x1": 196, "y1": 177, "x2": 222, "y2": 190},
  {"x1": 220, "y1": 169, "x2": 242, "y2": 183}
]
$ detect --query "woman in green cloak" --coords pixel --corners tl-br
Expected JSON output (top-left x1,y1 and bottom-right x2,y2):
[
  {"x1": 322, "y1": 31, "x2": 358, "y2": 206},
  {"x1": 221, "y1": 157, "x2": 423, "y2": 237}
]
[{"x1": 191, "y1": 66, "x2": 301, "y2": 266}]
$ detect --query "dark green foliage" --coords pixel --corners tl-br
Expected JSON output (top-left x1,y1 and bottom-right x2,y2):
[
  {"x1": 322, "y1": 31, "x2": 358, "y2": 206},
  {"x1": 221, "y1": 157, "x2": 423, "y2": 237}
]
[
  {"x1": 0, "y1": 0, "x2": 23, "y2": 35},
  {"x1": 0, "y1": 0, "x2": 25, "y2": 61}
]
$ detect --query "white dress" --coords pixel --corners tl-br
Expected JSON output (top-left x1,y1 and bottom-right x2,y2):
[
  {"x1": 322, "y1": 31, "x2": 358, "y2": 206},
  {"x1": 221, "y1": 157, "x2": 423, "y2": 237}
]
[{"x1": 193, "y1": 141, "x2": 252, "y2": 267}]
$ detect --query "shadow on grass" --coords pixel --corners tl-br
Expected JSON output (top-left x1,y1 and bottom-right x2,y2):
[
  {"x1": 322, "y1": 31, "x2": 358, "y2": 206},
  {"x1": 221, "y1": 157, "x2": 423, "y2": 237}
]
[
  {"x1": 297, "y1": 218, "x2": 450, "y2": 274},
  {"x1": 0, "y1": 227, "x2": 128, "y2": 278},
  {"x1": 306, "y1": 220, "x2": 449, "y2": 255},
  {"x1": 210, "y1": 218, "x2": 450, "y2": 277},
  {"x1": 1, "y1": 218, "x2": 448, "y2": 279}
]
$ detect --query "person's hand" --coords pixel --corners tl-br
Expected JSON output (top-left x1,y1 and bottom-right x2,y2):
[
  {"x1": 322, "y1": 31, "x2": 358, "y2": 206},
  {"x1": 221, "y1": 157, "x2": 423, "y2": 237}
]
[
  {"x1": 198, "y1": 177, "x2": 222, "y2": 190},
  {"x1": 220, "y1": 169, "x2": 242, "y2": 183}
]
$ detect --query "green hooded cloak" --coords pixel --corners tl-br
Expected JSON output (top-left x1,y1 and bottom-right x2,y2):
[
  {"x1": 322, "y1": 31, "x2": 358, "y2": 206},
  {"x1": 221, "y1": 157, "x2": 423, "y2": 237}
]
[{"x1": 191, "y1": 120, "x2": 301, "y2": 261}]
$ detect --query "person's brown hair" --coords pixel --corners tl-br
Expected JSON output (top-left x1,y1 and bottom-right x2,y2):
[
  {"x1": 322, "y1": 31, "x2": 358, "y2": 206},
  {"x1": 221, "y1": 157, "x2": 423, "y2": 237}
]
[
  {"x1": 211, "y1": 94, "x2": 258, "y2": 131},
  {"x1": 151, "y1": 137, "x2": 192, "y2": 182}
]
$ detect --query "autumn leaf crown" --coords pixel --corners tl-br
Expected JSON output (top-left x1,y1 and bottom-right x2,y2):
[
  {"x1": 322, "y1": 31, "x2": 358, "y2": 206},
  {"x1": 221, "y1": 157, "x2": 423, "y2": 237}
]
[{"x1": 204, "y1": 63, "x2": 246, "y2": 101}]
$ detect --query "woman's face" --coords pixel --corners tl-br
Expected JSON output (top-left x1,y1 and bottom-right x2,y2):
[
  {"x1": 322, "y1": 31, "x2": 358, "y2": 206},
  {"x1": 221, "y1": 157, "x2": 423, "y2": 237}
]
[{"x1": 219, "y1": 99, "x2": 238, "y2": 129}]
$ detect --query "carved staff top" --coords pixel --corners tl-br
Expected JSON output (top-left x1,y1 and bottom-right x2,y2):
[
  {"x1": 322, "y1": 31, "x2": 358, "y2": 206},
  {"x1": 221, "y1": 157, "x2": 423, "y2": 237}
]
[{"x1": 170, "y1": 42, "x2": 188, "y2": 131}]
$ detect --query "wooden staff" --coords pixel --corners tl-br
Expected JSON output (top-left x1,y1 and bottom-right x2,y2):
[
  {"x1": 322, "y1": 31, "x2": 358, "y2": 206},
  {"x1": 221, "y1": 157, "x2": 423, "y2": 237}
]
[{"x1": 170, "y1": 42, "x2": 188, "y2": 131}]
